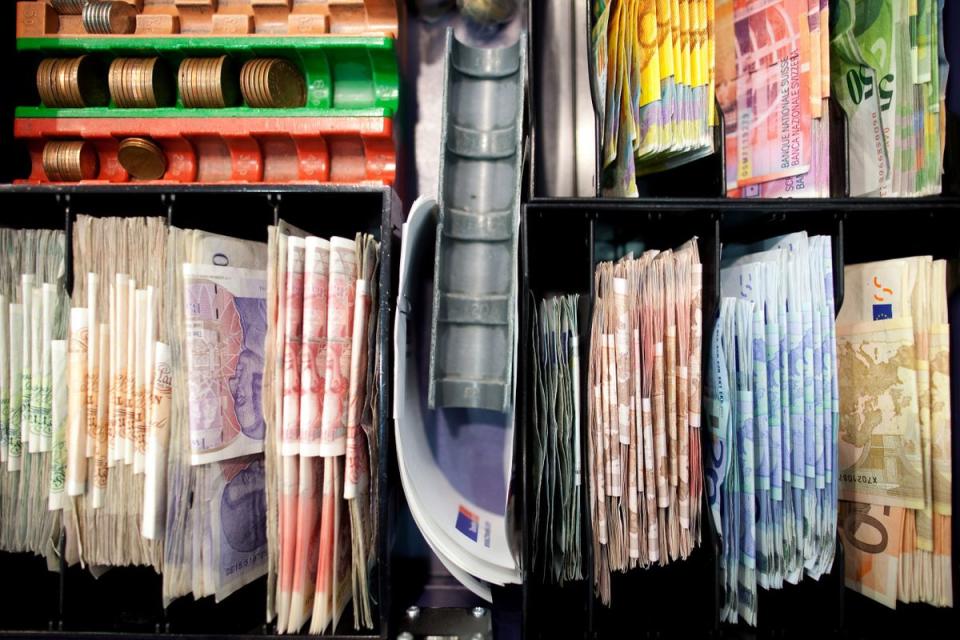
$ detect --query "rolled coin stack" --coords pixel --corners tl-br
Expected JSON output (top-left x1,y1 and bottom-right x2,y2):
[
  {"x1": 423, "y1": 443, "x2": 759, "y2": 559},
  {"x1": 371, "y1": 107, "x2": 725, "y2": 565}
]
[
  {"x1": 41, "y1": 140, "x2": 99, "y2": 182},
  {"x1": 240, "y1": 58, "x2": 307, "y2": 109},
  {"x1": 178, "y1": 56, "x2": 240, "y2": 108},
  {"x1": 51, "y1": 0, "x2": 88, "y2": 15},
  {"x1": 36, "y1": 56, "x2": 109, "y2": 108},
  {"x1": 82, "y1": 0, "x2": 137, "y2": 35},
  {"x1": 109, "y1": 58, "x2": 174, "y2": 108},
  {"x1": 117, "y1": 137, "x2": 167, "y2": 180}
]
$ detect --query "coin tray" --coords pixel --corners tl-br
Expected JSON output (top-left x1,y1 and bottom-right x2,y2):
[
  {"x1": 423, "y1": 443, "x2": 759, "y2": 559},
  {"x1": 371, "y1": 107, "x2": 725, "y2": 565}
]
[
  {"x1": 17, "y1": 35, "x2": 398, "y2": 118},
  {"x1": 14, "y1": 116, "x2": 395, "y2": 185},
  {"x1": 16, "y1": 0, "x2": 398, "y2": 38}
]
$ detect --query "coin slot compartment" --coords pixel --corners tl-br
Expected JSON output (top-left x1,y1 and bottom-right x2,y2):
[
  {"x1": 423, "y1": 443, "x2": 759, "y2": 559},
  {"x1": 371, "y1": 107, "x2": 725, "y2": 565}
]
[
  {"x1": 16, "y1": 0, "x2": 398, "y2": 37},
  {"x1": 16, "y1": 36, "x2": 396, "y2": 118},
  {"x1": 14, "y1": 116, "x2": 394, "y2": 185}
]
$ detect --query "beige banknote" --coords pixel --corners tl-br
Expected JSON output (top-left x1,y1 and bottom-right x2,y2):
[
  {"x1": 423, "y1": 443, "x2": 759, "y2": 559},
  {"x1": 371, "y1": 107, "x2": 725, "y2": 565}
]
[{"x1": 839, "y1": 501, "x2": 905, "y2": 609}]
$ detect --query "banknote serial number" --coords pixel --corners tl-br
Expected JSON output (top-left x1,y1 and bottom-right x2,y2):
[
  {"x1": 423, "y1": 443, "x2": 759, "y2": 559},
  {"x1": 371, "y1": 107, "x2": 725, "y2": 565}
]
[
  {"x1": 224, "y1": 549, "x2": 268, "y2": 577},
  {"x1": 839, "y1": 473, "x2": 878, "y2": 485}
]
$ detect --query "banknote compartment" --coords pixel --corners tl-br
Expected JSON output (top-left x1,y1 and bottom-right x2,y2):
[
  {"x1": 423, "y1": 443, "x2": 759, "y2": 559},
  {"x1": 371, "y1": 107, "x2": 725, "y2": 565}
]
[
  {"x1": 0, "y1": 197, "x2": 73, "y2": 633},
  {"x1": 519, "y1": 208, "x2": 593, "y2": 639},
  {"x1": 835, "y1": 206, "x2": 960, "y2": 632},
  {"x1": 717, "y1": 205, "x2": 848, "y2": 631},
  {"x1": 521, "y1": 201, "x2": 723, "y2": 637},
  {"x1": 590, "y1": 207, "x2": 721, "y2": 637},
  {"x1": 0, "y1": 185, "x2": 396, "y2": 636}
]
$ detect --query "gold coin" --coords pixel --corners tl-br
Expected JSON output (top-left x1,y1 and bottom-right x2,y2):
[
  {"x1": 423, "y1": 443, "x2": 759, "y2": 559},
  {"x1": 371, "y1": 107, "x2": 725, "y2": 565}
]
[
  {"x1": 178, "y1": 58, "x2": 194, "y2": 107},
  {"x1": 53, "y1": 59, "x2": 72, "y2": 107},
  {"x1": 109, "y1": 58, "x2": 125, "y2": 106},
  {"x1": 117, "y1": 137, "x2": 166, "y2": 180},
  {"x1": 197, "y1": 57, "x2": 212, "y2": 107},
  {"x1": 142, "y1": 58, "x2": 156, "y2": 106},
  {"x1": 67, "y1": 57, "x2": 84, "y2": 107},
  {"x1": 42, "y1": 140, "x2": 97, "y2": 182},
  {"x1": 239, "y1": 59, "x2": 254, "y2": 106},
  {"x1": 248, "y1": 58, "x2": 268, "y2": 108},
  {"x1": 197, "y1": 57, "x2": 211, "y2": 107},
  {"x1": 36, "y1": 59, "x2": 55, "y2": 106},
  {"x1": 240, "y1": 58, "x2": 267, "y2": 108},
  {"x1": 41, "y1": 142, "x2": 60, "y2": 182},
  {"x1": 132, "y1": 58, "x2": 145, "y2": 107},
  {"x1": 265, "y1": 58, "x2": 305, "y2": 108}
]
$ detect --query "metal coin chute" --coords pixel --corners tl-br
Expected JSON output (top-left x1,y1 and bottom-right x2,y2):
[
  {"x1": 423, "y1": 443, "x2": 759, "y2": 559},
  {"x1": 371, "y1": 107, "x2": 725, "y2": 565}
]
[{"x1": 428, "y1": 29, "x2": 526, "y2": 413}]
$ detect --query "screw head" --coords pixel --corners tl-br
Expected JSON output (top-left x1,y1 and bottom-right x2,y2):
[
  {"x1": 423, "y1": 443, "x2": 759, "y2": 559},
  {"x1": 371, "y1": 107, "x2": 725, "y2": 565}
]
[
  {"x1": 398, "y1": 633, "x2": 414, "y2": 640},
  {"x1": 471, "y1": 606, "x2": 486, "y2": 618},
  {"x1": 406, "y1": 605, "x2": 420, "y2": 620}
]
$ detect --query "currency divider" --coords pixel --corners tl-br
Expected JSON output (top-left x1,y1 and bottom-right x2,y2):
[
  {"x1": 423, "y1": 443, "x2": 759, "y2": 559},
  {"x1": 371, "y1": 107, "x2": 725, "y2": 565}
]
[
  {"x1": 16, "y1": 0, "x2": 398, "y2": 39},
  {"x1": 520, "y1": 201, "x2": 723, "y2": 637},
  {"x1": 14, "y1": 116, "x2": 396, "y2": 185},
  {"x1": 16, "y1": 35, "x2": 398, "y2": 118}
]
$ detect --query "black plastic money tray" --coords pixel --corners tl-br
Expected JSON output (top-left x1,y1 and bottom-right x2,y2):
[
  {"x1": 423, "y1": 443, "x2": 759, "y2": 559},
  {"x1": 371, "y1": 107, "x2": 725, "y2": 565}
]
[
  {"x1": 0, "y1": 184, "x2": 399, "y2": 639},
  {"x1": 519, "y1": 199, "x2": 960, "y2": 638}
]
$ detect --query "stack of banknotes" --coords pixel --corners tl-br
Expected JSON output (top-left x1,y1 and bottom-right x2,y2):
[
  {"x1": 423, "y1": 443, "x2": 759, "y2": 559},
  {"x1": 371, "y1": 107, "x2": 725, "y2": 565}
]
[
  {"x1": 832, "y1": 1, "x2": 948, "y2": 197},
  {"x1": 837, "y1": 257, "x2": 952, "y2": 608},
  {"x1": 165, "y1": 227, "x2": 270, "y2": 604},
  {"x1": 588, "y1": 239, "x2": 704, "y2": 604},
  {"x1": 64, "y1": 216, "x2": 168, "y2": 571},
  {"x1": 708, "y1": 232, "x2": 839, "y2": 625},
  {"x1": 717, "y1": 0, "x2": 832, "y2": 198},
  {"x1": 592, "y1": 1, "x2": 718, "y2": 196},
  {"x1": 0, "y1": 228, "x2": 67, "y2": 569},
  {"x1": 529, "y1": 294, "x2": 583, "y2": 585},
  {"x1": 263, "y1": 222, "x2": 380, "y2": 634}
]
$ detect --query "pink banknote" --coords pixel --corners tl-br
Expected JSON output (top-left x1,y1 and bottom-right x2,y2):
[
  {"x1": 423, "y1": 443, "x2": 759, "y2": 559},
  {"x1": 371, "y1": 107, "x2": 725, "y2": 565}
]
[
  {"x1": 299, "y1": 237, "x2": 330, "y2": 457},
  {"x1": 281, "y1": 238, "x2": 306, "y2": 455},
  {"x1": 317, "y1": 238, "x2": 357, "y2": 458}
]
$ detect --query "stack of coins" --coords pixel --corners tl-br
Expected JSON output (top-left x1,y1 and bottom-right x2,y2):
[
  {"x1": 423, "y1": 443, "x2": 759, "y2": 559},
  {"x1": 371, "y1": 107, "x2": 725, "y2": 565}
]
[
  {"x1": 117, "y1": 138, "x2": 167, "y2": 180},
  {"x1": 41, "y1": 140, "x2": 99, "y2": 182},
  {"x1": 109, "y1": 58, "x2": 174, "y2": 108},
  {"x1": 82, "y1": 1, "x2": 137, "y2": 35},
  {"x1": 36, "y1": 56, "x2": 109, "y2": 108},
  {"x1": 240, "y1": 58, "x2": 307, "y2": 108},
  {"x1": 178, "y1": 56, "x2": 240, "y2": 108},
  {"x1": 51, "y1": 0, "x2": 88, "y2": 15}
]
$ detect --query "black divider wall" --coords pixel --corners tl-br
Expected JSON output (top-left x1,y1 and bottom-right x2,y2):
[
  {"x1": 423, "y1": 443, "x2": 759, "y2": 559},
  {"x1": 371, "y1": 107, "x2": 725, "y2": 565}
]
[{"x1": 0, "y1": 185, "x2": 398, "y2": 639}]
